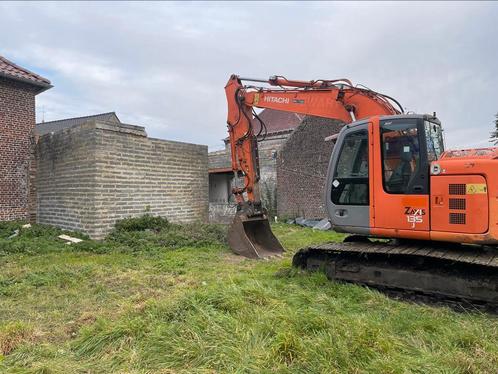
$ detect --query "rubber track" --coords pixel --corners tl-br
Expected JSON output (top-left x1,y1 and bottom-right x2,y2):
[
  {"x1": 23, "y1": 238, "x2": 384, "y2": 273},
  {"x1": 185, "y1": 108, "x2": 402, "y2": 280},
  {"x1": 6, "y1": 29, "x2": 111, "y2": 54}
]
[
  {"x1": 292, "y1": 241, "x2": 498, "y2": 310},
  {"x1": 295, "y1": 241, "x2": 498, "y2": 268}
]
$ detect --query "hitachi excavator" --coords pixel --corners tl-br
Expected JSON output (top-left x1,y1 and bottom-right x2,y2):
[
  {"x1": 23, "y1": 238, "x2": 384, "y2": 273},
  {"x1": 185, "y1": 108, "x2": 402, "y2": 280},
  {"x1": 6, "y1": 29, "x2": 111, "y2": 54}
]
[{"x1": 225, "y1": 74, "x2": 498, "y2": 305}]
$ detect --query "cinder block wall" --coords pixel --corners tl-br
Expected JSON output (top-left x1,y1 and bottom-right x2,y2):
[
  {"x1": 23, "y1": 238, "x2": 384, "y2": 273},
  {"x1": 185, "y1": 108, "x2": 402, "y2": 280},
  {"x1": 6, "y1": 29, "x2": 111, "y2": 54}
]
[
  {"x1": 0, "y1": 78, "x2": 37, "y2": 221},
  {"x1": 277, "y1": 117, "x2": 344, "y2": 219},
  {"x1": 207, "y1": 131, "x2": 292, "y2": 222},
  {"x1": 36, "y1": 121, "x2": 208, "y2": 238},
  {"x1": 256, "y1": 131, "x2": 292, "y2": 217}
]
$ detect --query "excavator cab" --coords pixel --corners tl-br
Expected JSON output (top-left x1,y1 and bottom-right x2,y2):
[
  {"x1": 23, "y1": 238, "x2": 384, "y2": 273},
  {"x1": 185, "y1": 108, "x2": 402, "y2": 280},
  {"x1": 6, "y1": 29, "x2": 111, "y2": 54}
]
[{"x1": 327, "y1": 114, "x2": 443, "y2": 235}]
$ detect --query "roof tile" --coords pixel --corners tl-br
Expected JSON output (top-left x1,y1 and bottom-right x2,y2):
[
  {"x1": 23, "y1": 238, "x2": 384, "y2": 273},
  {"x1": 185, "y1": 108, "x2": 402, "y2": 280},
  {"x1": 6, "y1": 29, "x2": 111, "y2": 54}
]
[
  {"x1": 0, "y1": 54, "x2": 51, "y2": 90},
  {"x1": 251, "y1": 109, "x2": 304, "y2": 135},
  {"x1": 36, "y1": 112, "x2": 120, "y2": 135}
]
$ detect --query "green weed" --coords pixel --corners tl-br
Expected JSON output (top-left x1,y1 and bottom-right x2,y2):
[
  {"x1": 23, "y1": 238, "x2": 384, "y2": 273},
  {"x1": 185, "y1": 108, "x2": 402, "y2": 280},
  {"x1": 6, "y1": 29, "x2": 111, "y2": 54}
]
[
  {"x1": 113, "y1": 214, "x2": 170, "y2": 232},
  {"x1": 0, "y1": 222, "x2": 497, "y2": 373}
]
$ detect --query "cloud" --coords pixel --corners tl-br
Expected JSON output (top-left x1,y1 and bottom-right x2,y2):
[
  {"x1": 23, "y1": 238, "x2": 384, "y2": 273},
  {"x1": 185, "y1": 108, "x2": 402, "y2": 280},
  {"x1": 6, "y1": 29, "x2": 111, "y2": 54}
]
[{"x1": 1, "y1": 1, "x2": 497, "y2": 149}]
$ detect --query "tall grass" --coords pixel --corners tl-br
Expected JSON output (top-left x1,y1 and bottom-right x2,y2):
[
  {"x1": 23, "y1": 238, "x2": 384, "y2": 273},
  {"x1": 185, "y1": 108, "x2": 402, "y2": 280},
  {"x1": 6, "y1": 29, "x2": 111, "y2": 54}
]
[{"x1": 0, "y1": 220, "x2": 497, "y2": 373}]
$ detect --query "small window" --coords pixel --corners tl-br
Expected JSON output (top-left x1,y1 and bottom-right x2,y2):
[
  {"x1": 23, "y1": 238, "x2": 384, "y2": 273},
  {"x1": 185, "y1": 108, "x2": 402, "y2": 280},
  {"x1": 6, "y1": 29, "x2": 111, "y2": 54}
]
[
  {"x1": 382, "y1": 121, "x2": 420, "y2": 194},
  {"x1": 424, "y1": 121, "x2": 444, "y2": 162},
  {"x1": 331, "y1": 130, "x2": 369, "y2": 205}
]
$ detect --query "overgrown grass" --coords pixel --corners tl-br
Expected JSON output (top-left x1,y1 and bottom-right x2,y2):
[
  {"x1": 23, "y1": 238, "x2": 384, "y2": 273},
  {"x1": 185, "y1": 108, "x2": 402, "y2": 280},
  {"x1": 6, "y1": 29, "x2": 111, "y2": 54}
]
[{"x1": 0, "y1": 219, "x2": 497, "y2": 373}]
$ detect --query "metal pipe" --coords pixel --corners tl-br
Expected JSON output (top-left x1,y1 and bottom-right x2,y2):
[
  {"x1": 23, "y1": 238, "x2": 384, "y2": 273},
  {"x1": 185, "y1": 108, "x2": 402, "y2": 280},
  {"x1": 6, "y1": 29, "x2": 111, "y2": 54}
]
[{"x1": 238, "y1": 76, "x2": 270, "y2": 83}]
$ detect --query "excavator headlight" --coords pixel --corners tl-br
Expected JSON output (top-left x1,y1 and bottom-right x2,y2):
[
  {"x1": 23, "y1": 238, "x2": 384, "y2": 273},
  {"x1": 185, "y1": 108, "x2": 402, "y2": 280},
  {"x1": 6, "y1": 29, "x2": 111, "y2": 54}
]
[{"x1": 431, "y1": 163, "x2": 442, "y2": 175}]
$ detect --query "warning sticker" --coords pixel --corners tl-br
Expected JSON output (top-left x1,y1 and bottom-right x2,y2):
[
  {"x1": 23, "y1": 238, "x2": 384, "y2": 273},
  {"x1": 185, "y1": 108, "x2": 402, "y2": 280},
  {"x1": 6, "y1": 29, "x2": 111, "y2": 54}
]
[{"x1": 466, "y1": 184, "x2": 487, "y2": 194}]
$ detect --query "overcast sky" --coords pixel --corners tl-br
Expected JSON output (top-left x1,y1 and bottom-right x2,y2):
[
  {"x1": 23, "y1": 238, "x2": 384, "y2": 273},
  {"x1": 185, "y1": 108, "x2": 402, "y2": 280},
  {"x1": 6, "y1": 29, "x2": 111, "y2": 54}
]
[{"x1": 1, "y1": 1, "x2": 497, "y2": 150}]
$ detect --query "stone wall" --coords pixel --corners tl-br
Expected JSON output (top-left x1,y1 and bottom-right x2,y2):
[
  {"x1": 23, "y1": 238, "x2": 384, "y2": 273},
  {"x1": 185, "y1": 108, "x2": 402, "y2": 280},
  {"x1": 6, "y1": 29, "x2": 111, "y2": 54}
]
[
  {"x1": 256, "y1": 131, "x2": 292, "y2": 217},
  {"x1": 36, "y1": 120, "x2": 208, "y2": 238},
  {"x1": 209, "y1": 203, "x2": 236, "y2": 224},
  {"x1": 207, "y1": 130, "x2": 292, "y2": 222},
  {"x1": 208, "y1": 148, "x2": 231, "y2": 170},
  {"x1": 277, "y1": 116, "x2": 344, "y2": 219},
  {"x1": 0, "y1": 78, "x2": 38, "y2": 221}
]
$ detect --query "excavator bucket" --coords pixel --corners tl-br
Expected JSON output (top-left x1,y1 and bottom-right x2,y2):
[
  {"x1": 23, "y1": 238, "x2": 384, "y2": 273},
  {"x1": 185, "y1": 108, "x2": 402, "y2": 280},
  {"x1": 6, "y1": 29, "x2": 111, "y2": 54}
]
[{"x1": 228, "y1": 211, "x2": 285, "y2": 259}]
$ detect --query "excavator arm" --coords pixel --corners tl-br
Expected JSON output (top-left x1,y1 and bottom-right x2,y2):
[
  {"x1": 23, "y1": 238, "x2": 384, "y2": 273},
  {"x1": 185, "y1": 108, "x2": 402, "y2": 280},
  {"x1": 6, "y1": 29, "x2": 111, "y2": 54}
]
[
  {"x1": 224, "y1": 74, "x2": 402, "y2": 258},
  {"x1": 224, "y1": 75, "x2": 498, "y2": 309}
]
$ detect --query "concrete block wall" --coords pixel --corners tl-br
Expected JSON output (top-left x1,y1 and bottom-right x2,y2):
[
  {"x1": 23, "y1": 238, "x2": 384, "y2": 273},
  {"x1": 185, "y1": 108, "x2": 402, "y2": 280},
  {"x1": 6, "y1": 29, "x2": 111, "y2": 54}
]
[
  {"x1": 0, "y1": 78, "x2": 38, "y2": 221},
  {"x1": 36, "y1": 121, "x2": 208, "y2": 238},
  {"x1": 255, "y1": 131, "x2": 292, "y2": 217},
  {"x1": 277, "y1": 116, "x2": 344, "y2": 219},
  {"x1": 36, "y1": 124, "x2": 99, "y2": 234},
  {"x1": 208, "y1": 148, "x2": 231, "y2": 170},
  {"x1": 207, "y1": 131, "x2": 292, "y2": 222}
]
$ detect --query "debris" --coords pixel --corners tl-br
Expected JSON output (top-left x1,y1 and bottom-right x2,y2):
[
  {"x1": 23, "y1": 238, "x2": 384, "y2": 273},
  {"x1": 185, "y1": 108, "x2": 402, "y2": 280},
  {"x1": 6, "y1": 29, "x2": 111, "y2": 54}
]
[
  {"x1": 313, "y1": 218, "x2": 331, "y2": 231},
  {"x1": 58, "y1": 235, "x2": 83, "y2": 245},
  {"x1": 292, "y1": 217, "x2": 331, "y2": 230},
  {"x1": 295, "y1": 217, "x2": 322, "y2": 228},
  {"x1": 8, "y1": 229, "x2": 19, "y2": 239},
  {"x1": 21, "y1": 224, "x2": 31, "y2": 229},
  {"x1": 295, "y1": 217, "x2": 306, "y2": 226}
]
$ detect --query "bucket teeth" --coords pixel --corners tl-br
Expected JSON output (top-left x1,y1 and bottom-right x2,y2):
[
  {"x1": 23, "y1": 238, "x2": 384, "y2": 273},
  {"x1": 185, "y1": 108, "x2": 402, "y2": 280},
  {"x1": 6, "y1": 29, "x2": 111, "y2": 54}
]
[{"x1": 228, "y1": 211, "x2": 285, "y2": 259}]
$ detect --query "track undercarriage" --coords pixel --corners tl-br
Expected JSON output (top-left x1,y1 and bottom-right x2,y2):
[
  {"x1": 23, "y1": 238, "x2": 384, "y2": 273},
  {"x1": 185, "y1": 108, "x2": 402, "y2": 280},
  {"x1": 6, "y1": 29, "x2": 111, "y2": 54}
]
[{"x1": 292, "y1": 239, "x2": 498, "y2": 309}]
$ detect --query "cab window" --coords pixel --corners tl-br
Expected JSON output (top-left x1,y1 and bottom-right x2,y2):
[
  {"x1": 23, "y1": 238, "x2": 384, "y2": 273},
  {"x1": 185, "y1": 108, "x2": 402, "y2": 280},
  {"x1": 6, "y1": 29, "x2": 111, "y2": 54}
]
[
  {"x1": 381, "y1": 121, "x2": 421, "y2": 194},
  {"x1": 331, "y1": 130, "x2": 369, "y2": 205},
  {"x1": 424, "y1": 121, "x2": 444, "y2": 161}
]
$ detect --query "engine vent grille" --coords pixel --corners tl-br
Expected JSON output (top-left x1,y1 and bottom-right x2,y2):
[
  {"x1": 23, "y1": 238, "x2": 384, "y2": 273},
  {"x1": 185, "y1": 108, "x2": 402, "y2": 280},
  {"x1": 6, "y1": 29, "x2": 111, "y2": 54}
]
[
  {"x1": 449, "y1": 212, "x2": 466, "y2": 225},
  {"x1": 449, "y1": 198, "x2": 466, "y2": 210},
  {"x1": 449, "y1": 184, "x2": 466, "y2": 195}
]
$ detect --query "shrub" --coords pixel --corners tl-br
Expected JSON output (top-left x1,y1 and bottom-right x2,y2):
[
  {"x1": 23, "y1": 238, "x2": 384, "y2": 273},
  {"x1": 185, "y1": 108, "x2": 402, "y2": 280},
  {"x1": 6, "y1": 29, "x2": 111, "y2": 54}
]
[
  {"x1": 114, "y1": 215, "x2": 170, "y2": 232},
  {"x1": 107, "y1": 221, "x2": 228, "y2": 251},
  {"x1": 0, "y1": 221, "x2": 25, "y2": 240}
]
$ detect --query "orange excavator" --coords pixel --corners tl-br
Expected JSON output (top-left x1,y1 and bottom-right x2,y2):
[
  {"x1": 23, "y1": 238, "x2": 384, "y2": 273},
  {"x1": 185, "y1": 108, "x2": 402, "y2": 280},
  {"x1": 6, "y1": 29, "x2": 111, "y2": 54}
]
[{"x1": 225, "y1": 74, "x2": 498, "y2": 304}]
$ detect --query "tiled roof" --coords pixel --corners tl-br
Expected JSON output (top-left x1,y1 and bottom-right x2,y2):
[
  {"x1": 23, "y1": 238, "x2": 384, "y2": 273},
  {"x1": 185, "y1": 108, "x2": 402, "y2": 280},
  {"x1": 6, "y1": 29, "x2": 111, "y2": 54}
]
[
  {"x1": 0, "y1": 55, "x2": 52, "y2": 92},
  {"x1": 223, "y1": 109, "x2": 304, "y2": 144},
  {"x1": 36, "y1": 112, "x2": 120, "y2": 135},
  {"x1": 251, "y1": 109, "x2": 304, "y2": 135}
]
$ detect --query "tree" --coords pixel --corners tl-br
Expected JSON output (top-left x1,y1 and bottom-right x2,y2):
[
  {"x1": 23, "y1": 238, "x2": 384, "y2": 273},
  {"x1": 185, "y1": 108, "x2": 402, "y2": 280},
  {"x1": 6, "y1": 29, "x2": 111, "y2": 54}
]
[{"x1": 491, "y1": 113, "x2": 498, "y2": 145}]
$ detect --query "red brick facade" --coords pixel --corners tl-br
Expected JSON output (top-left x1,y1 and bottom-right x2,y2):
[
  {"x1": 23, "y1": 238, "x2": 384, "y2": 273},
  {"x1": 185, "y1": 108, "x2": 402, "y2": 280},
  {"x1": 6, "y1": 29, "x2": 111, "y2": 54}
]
[{"x1": 0, "y1": 77, "x2": 39, "y2": 221}]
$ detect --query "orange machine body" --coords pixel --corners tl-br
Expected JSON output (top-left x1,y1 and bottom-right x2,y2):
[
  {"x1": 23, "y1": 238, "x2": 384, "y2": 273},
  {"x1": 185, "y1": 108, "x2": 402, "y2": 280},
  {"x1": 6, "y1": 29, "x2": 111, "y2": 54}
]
[
  {"x1": 361, "y1": 117, "x2": 498, "y2": 245},
  {"x1": 225, "y1": 74, "x2": 498, "y2": 248}
]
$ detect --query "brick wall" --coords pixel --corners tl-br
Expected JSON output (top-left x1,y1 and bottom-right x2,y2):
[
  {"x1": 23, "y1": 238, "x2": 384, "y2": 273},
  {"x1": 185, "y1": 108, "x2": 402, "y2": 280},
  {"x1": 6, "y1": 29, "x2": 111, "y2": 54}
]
[
  {"x1": 0, "y1": 77, "x2": 37, "y2": 221},
  {"x1": 36, "y1": 120, "x2": 208, "y2": 239},
  {"x1": 277, "y1": 116, "x2": 344, "y2": 219}
]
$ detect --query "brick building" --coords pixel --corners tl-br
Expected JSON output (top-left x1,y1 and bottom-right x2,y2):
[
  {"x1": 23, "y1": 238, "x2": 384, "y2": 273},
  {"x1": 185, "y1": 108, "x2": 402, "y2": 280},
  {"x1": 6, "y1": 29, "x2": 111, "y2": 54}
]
[
  {"x1": 36, "y1": 120, "x2": 208, "y2": 239},
  {"x1": 1, "y1": 54, "x2": 208, "y2": 238},
  {"x1": 208, "y1": 109, "x2": 343, "y2": 222},
  {"x1": 0, "y1": 55, "x2": 51, "y2": 221}
]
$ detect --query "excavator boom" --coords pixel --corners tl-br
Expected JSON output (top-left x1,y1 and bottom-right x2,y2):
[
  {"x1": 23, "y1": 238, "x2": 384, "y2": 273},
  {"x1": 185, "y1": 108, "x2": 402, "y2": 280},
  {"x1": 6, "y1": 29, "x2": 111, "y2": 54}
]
[{"x1": 225, "y1": 74, "x2": 401, "y2": 258}]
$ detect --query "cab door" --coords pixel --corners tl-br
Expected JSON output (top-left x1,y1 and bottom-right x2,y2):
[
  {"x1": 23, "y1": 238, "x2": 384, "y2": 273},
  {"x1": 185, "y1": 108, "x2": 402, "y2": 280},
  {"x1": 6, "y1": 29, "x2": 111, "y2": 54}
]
[
  {"x1": 372, "y1": 117, "x2": 430, "y2": 235},
  {"x1": 326, "y1": 123, "x2": 370, "y2": 231}
]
